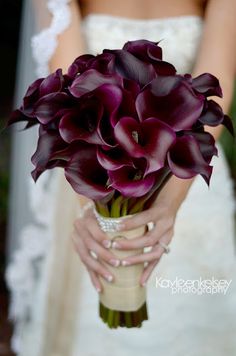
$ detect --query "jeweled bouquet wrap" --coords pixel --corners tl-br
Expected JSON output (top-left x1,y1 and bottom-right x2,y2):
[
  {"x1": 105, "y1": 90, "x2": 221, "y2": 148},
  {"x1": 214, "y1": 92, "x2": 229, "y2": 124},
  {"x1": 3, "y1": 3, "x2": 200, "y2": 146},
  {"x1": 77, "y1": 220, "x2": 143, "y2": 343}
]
[{"x1": 8, "y1": 39, "x2": 233, "y2": 328}]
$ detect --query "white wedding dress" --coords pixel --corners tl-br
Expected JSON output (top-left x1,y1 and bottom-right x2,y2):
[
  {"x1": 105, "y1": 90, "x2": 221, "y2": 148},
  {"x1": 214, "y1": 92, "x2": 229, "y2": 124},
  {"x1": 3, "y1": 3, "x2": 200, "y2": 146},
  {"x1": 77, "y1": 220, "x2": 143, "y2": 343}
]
[{"x1": 6, "y1": 2, "x2": 236, "y2": 356}]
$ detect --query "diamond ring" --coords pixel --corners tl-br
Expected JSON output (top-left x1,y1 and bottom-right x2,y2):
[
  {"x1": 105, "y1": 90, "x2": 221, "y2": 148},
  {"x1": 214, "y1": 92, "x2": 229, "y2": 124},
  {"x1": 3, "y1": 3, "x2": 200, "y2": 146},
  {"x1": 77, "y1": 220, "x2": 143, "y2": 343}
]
[
  {"x1": 158, "y1": 241, "x2": 170, "y2": 254},
  {"x1": 90, "y1": 250, "x2": 98, "y2": 259}
]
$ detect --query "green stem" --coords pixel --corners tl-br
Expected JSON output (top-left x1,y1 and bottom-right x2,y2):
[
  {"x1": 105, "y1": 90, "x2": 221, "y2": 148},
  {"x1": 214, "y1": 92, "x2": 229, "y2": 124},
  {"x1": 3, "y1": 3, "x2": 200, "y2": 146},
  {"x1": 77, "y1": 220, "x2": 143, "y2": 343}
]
[
  {"x1": 95, "y1": 201, "x2": 110, "y2": 217},
  {"x1": 107, "y1": 309, "x2": 114, "y2": 328},
  {"x1": 110, "y1": 195, "x2": 124, "y2": 217},
  {"x1": 121, "y1": 198, "x2": 128, "y2": 216}
]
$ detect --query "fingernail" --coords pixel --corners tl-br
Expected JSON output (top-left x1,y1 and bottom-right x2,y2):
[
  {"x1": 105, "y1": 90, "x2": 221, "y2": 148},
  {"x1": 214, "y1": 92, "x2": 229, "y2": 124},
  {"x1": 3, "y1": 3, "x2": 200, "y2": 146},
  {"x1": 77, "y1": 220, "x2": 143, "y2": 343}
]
[
  {"x1": 102, "y1": 240, "x2": 111, "y2": 249},
  {"x1": 105, "y1": 275, "x2": 113, "y2": 282},
  {"x1": 96, "y1": 286, "x2": 102, "y2": 293},
  {"x1": 141, "y1": 281, "x2": 146, "y2": 287},
  {"x1": 121, "y1": 260, "x2": 131, "y2": 266},
  {"x1": 109, "y1": 259, "x2": 120, "y2": 267},
  {"x1": 112, "y1": 241, "x2": 121, "y2": 249}
]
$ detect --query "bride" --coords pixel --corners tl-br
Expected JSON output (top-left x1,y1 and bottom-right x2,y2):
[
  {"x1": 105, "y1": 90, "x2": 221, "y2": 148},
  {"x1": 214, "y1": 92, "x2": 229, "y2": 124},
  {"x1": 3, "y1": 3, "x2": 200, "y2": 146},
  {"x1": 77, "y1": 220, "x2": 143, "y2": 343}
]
[{"x1": 6, "y1": 0, "x2": 236, "y2": 355}]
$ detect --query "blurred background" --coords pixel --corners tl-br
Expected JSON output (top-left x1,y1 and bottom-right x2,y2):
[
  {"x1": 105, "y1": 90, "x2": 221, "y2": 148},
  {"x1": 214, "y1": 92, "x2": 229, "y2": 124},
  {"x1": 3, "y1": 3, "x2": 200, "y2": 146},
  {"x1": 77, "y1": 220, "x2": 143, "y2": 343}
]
[
  {"x1": 0, "y1": 1, "x2": 22, "y2": 355},
  {"x1": 0, "y1": 2, "x2": 235, "y2": 355}
]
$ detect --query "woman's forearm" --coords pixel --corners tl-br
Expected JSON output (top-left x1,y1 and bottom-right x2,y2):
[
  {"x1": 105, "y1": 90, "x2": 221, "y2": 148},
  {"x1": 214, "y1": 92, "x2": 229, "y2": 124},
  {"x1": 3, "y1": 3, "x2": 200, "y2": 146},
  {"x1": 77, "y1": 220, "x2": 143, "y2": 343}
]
[
  {"x1": 158, "y1": 0, "x2": 236, "y2": 211},
  {"x1": 49, "y1": 0, "x2": 86, "y2": 73}
]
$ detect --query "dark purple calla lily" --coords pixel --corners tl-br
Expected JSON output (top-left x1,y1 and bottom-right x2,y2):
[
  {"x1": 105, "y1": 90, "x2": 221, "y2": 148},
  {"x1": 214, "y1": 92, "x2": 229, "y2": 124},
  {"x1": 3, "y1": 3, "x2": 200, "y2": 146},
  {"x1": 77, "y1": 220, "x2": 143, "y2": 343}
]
[
  {"x1": 31, "y1": 128, "x2": 68, "y2": 181},
  {"x1": 123, "y1": 40, "x2": 162, "y2": 61},
  {"x1": 108, "y1": 159, "x2": 156, "y2": 197},
  {"x1": 39, "y1": 69, "x2": 64, "y2": 96},
  {"x1": 103, "y1": 48, "x2": 157, "y2": 87},
  {"x1": 59, "y1": 102, "x2": 104, "y2": 145},
  {"x1": 97, "y1": 146, "x2": 134, "y2": 171},
  {"x1": 198, "y1": 99, "x2": 234, "y2": 135},
  {"x1": 68, "y1": 53, "x2": 116, "y2": 79},
  {"x1": 34, "y1": 92, "x2": 72, "y2": 124},
  {"x1": 136, "y1": 75, "x2": 204, "y2": 130},
  {"x1": 123, "y1": 39, "x2": 176, "y2": 76},
  {"x1": 8, "y1": 70, "x2": 68, "y2": 128},
  {"x1": 21, "y1": 78, "x2": 44, "y2": 117},
  {"x1": 89, "y1": 52, "x2": 116, "y2": 74},
  {"x1": 7, "y1": 78, "x2": 43, "y2": 128},
  {"x1": 192, "y1": 73, "x2": 222, "y2": 98},
  {"x1": 167, "y1": 135, "x2": 213, "y2": 184},
  {"x1": 64, "y1": 143, "x2": 114, "y2": 200},
  {"x1": 110, "y1": 79, "x2": 140, "y2": 127},
  {"x1": 182, "y1": 130, "x2": 218, "y2": 163},
  {"x1": 68, "y1": 54, "x2": 95, "y2": 78},
  {"x1": 69, "y1": 69, "x2": 123, "y2": 97},
  {"x1": 114, "y1": 116, "x2": 176, "y2": 175},
  {"x1": 59, "y1": 84, "x2": 123, "y2": 145},
  {"x1": 7, "y1": 109, "x2": 38, "y2": 129}
]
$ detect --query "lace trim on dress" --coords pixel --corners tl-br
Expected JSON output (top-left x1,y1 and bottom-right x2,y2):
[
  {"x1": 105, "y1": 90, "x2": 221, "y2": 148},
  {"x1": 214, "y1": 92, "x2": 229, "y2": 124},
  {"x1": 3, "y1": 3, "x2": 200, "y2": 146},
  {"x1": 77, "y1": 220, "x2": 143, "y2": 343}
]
[
  {"x1": 5, "y1": 171, "x2": 58, "y2": 353},
  {"x1": 6, "y1": 1, "x2": 73, "y2": 353},
  {"x1": 31, "y1": 0, "x2": 72, "y2": 77}
]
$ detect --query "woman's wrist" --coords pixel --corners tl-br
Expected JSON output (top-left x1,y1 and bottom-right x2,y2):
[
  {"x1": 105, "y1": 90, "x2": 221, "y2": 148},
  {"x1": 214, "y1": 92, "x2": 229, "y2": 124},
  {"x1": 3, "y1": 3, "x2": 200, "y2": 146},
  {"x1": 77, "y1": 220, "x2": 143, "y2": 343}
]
[{"x1": 154, "y1": 175, "x2": 195, "y2": 215}]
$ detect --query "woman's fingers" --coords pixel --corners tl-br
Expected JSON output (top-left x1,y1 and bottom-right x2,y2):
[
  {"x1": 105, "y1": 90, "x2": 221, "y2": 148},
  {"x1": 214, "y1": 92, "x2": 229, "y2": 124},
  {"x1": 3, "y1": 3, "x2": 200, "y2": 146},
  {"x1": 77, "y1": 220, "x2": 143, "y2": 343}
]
[
  {"x1": 88, "y1": 269, "x2": 103, "y2": 293},
  {"x1": 71, "y1": 232, "x2": 115, "y2": 283},
  {"x1": 74, "y1": 213, "x2": 107, "y2": 244},
  {"x1": 140, "y1": 259, "x2": 159, "y2": 286},
  {"x1": 74, "y1": 213, "x2": 120, "y2": 266},
  {"x1": 111, "y1": 222, "x2": 170, "y2": 250},
  {"x1": 74, "y1": 211, "x2": 115, "y2": 250},
  {"x1": 118, "y1": 206, "x2": 158, "y2": 231},
  {"x1": 85, "y1": 234, "x2": 121, "y2": 267},
  {"x1": 112, "y1": 231, "x2": 157, "y2": 250},
  {"x1": 121, "y1": 244, "x2": 163, "y2": 266},
  {"x1": 120, "y1": 230, "x2": 172, "y2": 266}
]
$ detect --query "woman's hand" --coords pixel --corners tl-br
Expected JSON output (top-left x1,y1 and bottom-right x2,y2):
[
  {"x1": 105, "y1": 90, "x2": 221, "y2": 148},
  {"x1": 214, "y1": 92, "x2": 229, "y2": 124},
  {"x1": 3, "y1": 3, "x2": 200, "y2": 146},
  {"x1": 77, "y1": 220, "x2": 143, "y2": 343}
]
[
  {"x1": 113, "y1": 198, "x2": 178, "y2": 287},
  {"x1": 71, "y1": 207, "x2": 121, "y2": 293},
  {"x1": 72, "y1": 176, "x2": 193, "y2": 291}
]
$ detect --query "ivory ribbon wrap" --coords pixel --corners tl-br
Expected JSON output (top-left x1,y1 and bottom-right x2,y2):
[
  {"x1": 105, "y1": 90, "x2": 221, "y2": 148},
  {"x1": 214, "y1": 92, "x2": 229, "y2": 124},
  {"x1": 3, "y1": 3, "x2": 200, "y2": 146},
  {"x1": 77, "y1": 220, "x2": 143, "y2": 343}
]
[{"x1": 95, "y1": 212, "x2": 147, "y2": 312}]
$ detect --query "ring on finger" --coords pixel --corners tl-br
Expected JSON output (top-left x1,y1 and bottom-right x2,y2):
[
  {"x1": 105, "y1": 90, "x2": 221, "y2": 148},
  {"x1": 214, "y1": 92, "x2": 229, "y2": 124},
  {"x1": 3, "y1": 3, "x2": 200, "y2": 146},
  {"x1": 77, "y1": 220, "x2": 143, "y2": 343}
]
[
  {"x1": 89, "y1": 250, "x2": 98, "y2": 259},
  {"x1": 158, "y1": 241, "x2": 170, "y2": 254},
  {"x1": 147, "y1": 221, "x2": 155, "y2": 231}
]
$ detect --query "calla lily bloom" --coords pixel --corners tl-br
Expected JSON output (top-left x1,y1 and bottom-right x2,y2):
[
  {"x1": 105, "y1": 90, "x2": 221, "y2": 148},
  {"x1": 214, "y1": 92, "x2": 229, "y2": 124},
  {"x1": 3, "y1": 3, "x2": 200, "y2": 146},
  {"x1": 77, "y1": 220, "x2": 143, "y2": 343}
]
[
  {"x1": 191, "y1": 73, "x2": 222, "y2": 98},
  {"x1": 103, "y1": 49, "x2": 157, "y2": 87},
  {"x1": 59, "y1": 84, "x2": 123, "y2": 145},
  {"x1": 198, "y1": 99, "x2": 234, "y2": 135},
  {"x1": 69, "y1": 69, "x2": 123, "y2": 97},
  {"x1": 123, "y1": 39, "x2": 176, "y2": 76},
  {"x1": 136, "y1": 75, "x2": 205, "y2": 131},
  {"x1": 65, "y1": 143, "x2": 114, "y2": 200},
  {"x1": 167, "y1": 135, "x2": 213, "y2": 184},
  {"x1": 108, "y1": 159, "x2": 156, "y2": 197},
  {"x1": 97, "y1": 146, "x2": 134, "y2": 171},
  {"x1": 114, "y1": 116, "x2": 176, "y2": 175},
  {"x1": 31, "y1": 127, "x2": 68, "y2": 181},
  {"x1": 182, "y1": 130, "x2": 218, "y2": 164}
]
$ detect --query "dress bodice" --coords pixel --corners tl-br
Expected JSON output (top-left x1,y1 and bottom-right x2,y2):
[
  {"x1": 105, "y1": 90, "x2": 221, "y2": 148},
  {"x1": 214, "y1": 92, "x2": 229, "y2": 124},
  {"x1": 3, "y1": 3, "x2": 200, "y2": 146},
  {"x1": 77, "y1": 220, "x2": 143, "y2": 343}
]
[{"x1": 81, "y1": 14, "x2": 204, "y2": 74}]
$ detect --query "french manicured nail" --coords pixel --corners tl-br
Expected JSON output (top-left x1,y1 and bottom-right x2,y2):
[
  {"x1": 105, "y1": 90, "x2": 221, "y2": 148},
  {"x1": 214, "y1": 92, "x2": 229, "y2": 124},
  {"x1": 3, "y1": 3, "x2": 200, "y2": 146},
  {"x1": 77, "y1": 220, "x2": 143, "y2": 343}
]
[
  {"x1": 102, "y1": 240, "x2": 111, "y2": 249},
  {"x1": 96, "y1": 286, "x2": 101, "y2": 293},
  {"x1": 121, "y1": 260, "x2": 131, "y2": 266},
  {"x1": 105, "y1": 275, "x2": 113, "y2": 282},
  {"x1": 109, "y1": 259, "x2": 120, "y2": 267},
  {"x1": 112, "y1": 241, "x2": 121, "y2": 249}
]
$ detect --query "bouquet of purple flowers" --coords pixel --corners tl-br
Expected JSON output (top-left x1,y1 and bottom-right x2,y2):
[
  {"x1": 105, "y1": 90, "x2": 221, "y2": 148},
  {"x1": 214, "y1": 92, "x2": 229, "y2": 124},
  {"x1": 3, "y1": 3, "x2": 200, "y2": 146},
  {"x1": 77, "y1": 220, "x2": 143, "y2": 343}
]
[{"x1": 8, "y1": 39, "x2": 233, "y2": 328}]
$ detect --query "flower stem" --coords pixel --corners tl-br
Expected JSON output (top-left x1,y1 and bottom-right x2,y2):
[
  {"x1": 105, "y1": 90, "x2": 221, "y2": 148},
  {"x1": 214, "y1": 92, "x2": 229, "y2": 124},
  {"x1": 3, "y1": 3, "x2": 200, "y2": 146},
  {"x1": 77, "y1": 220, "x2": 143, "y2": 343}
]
[{"x1": 99, "y1": 302, "x2": 148, "y2": 328}]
